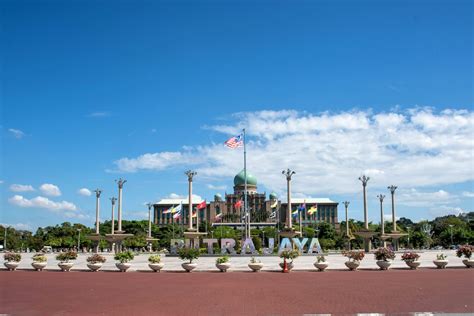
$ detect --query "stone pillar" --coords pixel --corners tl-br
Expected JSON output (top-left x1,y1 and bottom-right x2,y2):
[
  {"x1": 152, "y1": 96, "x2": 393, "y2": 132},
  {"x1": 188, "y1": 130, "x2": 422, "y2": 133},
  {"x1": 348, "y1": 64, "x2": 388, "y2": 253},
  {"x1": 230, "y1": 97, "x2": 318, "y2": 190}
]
[
  {"x1": 185, "y1": 170, "x2": 197, "y2": 231},
  {"x1": 282, "y1": 169, "x2": 295, "y2": 229},
  {"x1": 147, "y1": 203, "x2": 153, "y2": 239},
  {"x1": 378, "y1": 194, "x2": 386, "y2": 247},
  {"x1": 110, "y1": 197, "x2": 117, "y2": 235},
  {"x1": 343, "y1": 201, "x2": 350, "y2": 250},
  {"x1": 94, "y1": 189, "x2": 102, "y2": 234},
  {"x1": 115, "y1": 178, "x2": 127, "y2": 233},
  {"x1": 358, "y1": 175, "x2": 371, "y2": 252},
  {"x1": 388, "y1": 185, "x2": 398, "y2": 231}
]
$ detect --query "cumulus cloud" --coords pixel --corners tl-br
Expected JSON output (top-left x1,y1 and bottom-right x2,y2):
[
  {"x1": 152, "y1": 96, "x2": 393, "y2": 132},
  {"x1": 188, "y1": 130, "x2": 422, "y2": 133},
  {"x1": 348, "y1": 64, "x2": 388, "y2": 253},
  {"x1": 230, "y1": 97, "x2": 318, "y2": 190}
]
[
  {"x1": 0, "y1": 180, "x2": 4, "y2": 184},
  {"x1": 462, "y1": 191, "x2": 474, "y2": 198},
  {"x1": 39, "y1": 183, "x2": 61, "y2": 197},
  {"x1": 166, "y1": 193, "x2": 203, "y2": 201},
  {"x1": 397, "y1": 189, "x2": 459, "y2": 207},
  {"x1": 8, "y1": 128, "x2": 25, "y2": 139},
  {"x1": 88, "y1": 112, "x2": 111, "y2": 118},
  {"x1": 77, "y1": 188, "x2": 92, "y2": 196},
  {"x1": 0, "y1": 223, "x2": 31, "y2": 230},
  {"x1": 112, "y1": 108, "x2": 474, "y2": 196},
  {"x1": 8, "y1": 195, "x2": 77, "y2": 211},
  {"x1": 10, "y1": 184, "x2": 35, "y2": 192},
  {"x1": 207, "y1": 184, "x2": 227, "y2": 190}
]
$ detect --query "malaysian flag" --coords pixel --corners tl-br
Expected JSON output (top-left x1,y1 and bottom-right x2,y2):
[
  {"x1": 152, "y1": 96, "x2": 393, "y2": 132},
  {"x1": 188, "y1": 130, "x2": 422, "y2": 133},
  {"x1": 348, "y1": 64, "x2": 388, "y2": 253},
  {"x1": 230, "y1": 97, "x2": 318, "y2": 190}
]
[{"x1": 224, "y1": 134, "x2": 243, "y2": 148}]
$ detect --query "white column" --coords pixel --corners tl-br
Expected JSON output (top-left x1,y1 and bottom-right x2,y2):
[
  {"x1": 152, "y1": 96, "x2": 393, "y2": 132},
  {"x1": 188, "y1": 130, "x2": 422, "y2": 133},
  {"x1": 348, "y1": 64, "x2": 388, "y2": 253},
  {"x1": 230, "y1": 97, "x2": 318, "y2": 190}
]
[{"x1": 94, "y1": 189, "x2": 102, "y2": 234}]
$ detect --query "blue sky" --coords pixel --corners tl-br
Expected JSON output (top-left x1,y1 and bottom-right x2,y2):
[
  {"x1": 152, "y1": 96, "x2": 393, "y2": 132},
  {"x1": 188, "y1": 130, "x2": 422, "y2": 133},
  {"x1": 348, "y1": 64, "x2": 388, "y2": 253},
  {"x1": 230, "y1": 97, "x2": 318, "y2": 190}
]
[{"x1": 1, "y1": 0, "x2": 473, "y2": 231}]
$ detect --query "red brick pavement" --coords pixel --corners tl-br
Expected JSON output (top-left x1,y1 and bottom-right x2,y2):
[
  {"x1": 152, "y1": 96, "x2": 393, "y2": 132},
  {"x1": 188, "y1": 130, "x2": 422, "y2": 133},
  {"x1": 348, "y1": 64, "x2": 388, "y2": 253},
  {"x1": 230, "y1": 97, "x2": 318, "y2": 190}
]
[{"x1": 1, "y1": 268, "x2": 473, "y2": 316}]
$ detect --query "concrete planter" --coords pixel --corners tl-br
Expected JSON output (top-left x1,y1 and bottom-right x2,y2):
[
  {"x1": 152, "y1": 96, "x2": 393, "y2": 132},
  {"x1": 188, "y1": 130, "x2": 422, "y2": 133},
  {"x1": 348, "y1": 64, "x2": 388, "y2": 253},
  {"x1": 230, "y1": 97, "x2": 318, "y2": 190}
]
[
  {"x1": 31, "y1": 262, "x2": 47, "y2": 271},
  {"x1": 279, "y1": 262, "x2": 294, "y2": 271},
  {"x1": 148, "y1": 263, "x2": 165, "y2": 272},
  {"x1": 216, "y1": 263, "x2": 231, "y2": 272},
  {"x1": 376, "y1": 260, "x2": 392, "y2": 270},
  {"x1": 58, "y1": 262, "x2": 74, "y2": 272},
  {"x1": 462, "y1": 259, "x2": 474, "y2": 268},
  {"x1": 248, "y1": 262, "x2": 263, "y2": 272},
  {"x1": 433, "y1": 260, "x2": 448, "y2": 269},
  {"x1": 345, "y1": 260, "x2": 360, "y2": 271},
  {"x1": 87, "y1": 263, "x2": 103, "y2": 272},
  {"x1": 405, "y1": 260, "x2": 421, "y2": 270},
  {"x1": 116, "y1": 262, "x2": 132, "y2": 272},
  {"x1": 4, "y1": 261, "x2": 20, "y2": 271},
  {"x1": 181, "y1": 262, "x2": 197, "y2": 272},
  {"x1": 313, "y1": 262, "x2": 329, "y2": 272}
]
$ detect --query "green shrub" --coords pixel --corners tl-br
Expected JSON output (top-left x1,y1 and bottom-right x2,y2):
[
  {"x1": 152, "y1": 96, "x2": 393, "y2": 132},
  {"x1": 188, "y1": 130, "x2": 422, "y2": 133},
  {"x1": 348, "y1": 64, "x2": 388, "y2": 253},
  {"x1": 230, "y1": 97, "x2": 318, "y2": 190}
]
[
  {"x1": 4, "y1": 253, "x2": 21, "y2": 262},
  {"x1": 148, "y1": 254, "x2": 161, "y2": 263},
  {"x1": 374, "y1": 247, "x2": 396, "y2": 261},
  {"x1": 56, "y1": 251, "x2": 77, "y2": 262},
  {"x1": 86, "y1": 254, "x2": 107, "y2": 264},
  {"x1": 279, "y1": 250, "x2": 300, "y2": 262},
  {"x1": 32, "y1": 254, "x2": 47, "y2": 262},
  {"x1": 316, "y1": 255, "x2": 326, "y2": 263},
  {"x1": 216, "y1": 255, "x2": 229, "y2": 264},
  {"x1": 178, "y1": 247, "x2": 200, "y2": 263},
  {"x1": 114, "y1": 251, "x2": 135, "y2": 263}
]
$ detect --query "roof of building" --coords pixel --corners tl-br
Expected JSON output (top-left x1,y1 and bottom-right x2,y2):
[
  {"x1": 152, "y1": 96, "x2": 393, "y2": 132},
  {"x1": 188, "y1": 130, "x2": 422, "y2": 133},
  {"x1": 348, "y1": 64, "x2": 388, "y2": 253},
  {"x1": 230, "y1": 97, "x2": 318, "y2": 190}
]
[
  {"x1": 269, "y1": 192, "x2": 278, "y2": 199},
  {"x1": 234, "y1": 169, "x2": 257, "y2": 186},
  {"x1": 289, "y1": 198, "x2": 337, "y2": 204},
  {"x1": 155, "y1": 198, "x2": 204, "y2": 205}
]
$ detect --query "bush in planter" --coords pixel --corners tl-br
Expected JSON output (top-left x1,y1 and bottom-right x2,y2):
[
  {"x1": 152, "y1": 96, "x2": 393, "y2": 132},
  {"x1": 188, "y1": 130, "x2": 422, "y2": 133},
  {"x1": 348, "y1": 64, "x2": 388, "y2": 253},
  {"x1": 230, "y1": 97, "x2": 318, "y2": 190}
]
[
  {"x1": 279, "y1": 250, "x2": 300, "y2": 263},
  {"x1": 4, "y1": 253, "x2": 21, "y2": 262},
  {"x1": 148, "y1": 254, "x2": 162, "y2": 264},
  {"x1": 374, "y1": 247, "x2": 396, "y2": 261},
  {"x1": 32, "y1": 254, "x2": 47, "y2": 262},
  {"x1": 436, "y1": 253, "x2": 447, "y2": 260},
  {"x1": 56, "y1": 251, "x2": 78, "y2": 263},
  {"x1": 316, "y1": 255, "x2": 326, "y2": 263},
  {"x1": 87, "y1": 254, "x2": 107, "y2": 264},
  {"x1": 178, "y1": 247, "x2": 200, "y2": 263},
  {"x1": 216, "y1": 255, "x2": 229, "y2": 264},
  {"x1": 456, "y1": 244, "x2": 473, "y2": 259},
  {"x1": 342, "y1": 250, "x2": 365, "y2": 262},
  {"x1": 401, "y1": 252, "x2": 420, "y2": 262},
  {"x1": 249, "y1": 256, "x2": 261, "y2": 264},
  {"x1": 114, "y1": 251, "x2": 135, "y2": 263}
]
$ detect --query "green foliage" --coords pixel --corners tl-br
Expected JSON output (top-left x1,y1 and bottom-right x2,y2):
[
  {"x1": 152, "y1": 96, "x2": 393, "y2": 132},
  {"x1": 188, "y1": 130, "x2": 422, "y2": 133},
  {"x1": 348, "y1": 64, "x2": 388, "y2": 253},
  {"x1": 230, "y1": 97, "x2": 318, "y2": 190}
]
[
  {"x1": 374, "y1": 247, "x2": 396, "y2": 261},
  {"x1": 216, "y1": 255, "x2": 229, "y2": 264},
  {"x1": 279, "y1": 249, "x2": 300, "y2": 262},
  {"x1": 87, "y1": 254, "x2": 107, "y2": 263},
  {"x1": 4, "y1": 252, "x2": 21, "y2": 262},
  {"x1": 343, "y1": 250, "x2": 365, "y2": 262},
  {"x1": 436, "y1": 253, "x2": 447, "y2": 260},
  {"x1": 251, "y1": 236, "x2": 262, "y2": 251},
  {"x1": 148, "y1": 254, "x2": 162, "y2": 263},
  {"x1": 456, "y1": 244, "x2": 473, "y2": 259},
  {"x1": 316, "y1": 255, "x2": 326, "y2": 263},
  {"x1": 56, "y1": 251, "x2": 78, "y2": 262},
  {"x1": 178, "y1": 247, "x2": 200, "y2": 263},
  {"x1": 303, "y1": 227, "x2": 316, "y2": 238},
  {"x1": 319, "y1": 238, "x2": 335, "y2": 251},
  {"x1": 114, "y1": 251, "x2": 135, "y2": 263},
  {"x1": 32, "y1": 253, "x2": 47, "y2": 262}
]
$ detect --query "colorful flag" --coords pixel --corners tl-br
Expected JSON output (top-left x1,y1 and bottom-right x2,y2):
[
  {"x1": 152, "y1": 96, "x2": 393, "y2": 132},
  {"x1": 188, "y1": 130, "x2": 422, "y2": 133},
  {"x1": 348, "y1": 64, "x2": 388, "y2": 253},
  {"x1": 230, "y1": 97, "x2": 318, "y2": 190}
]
[
  {"x1": 173, "y1": 210, "x2": 181, "y2": 219},
  {"x1": 298, "y1": 203, "x2": 306, "y2": 212},
  {"x1": 224, "y1": 134, "x2": 243, "y2": 149},
  {"x1": 308, "y1": 205, "x2": 318, "y2": 215},
  {"x1": 197, "y1": 200, "x2": 207, "y2": 209},
  {"x1": 269, "y1": 211, "x2": 276, "y2": 219},
  {"x1": 192, "y1": 208, "x2": 197, "y2": 218},
  {"x1": 270, "y1": 200, "x2": 278, "y2": 208},
  {"x1": 163, "y1": 205, "x2": 175, "y2": 214},
  {"x1": 171, "y1": 204, "x2": 182, "y2": 214},
  {"x1": 234, "y1": 200, "x2": 242, "y2": 208},
  {"x1": 215, "y1": 212, "x2": 223, "y2": 222},
  {"x1": 292, "y1": 209, "x2": 299, "y2": 217}
]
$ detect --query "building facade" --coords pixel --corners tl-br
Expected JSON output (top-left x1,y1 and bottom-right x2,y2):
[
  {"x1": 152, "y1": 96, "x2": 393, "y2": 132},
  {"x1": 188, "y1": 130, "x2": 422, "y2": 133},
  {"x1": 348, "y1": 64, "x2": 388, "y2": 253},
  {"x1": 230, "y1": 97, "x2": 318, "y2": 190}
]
[{"x1": 153, "y1": 170, "x2": 339, "y2": 228}]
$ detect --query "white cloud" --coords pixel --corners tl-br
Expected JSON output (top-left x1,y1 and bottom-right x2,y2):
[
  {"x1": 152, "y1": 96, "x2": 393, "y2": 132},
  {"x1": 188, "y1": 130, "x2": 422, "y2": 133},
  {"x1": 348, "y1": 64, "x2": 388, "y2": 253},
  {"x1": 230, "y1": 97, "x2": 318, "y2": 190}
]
[
  {"x1": 88, "y1": 112, "x2": 111, "y2": 118},
  {"x1": 167, "y1": 193, "x2": 203, "y2": 201},
  {"x1": 462, "y1": 191, "x2": 474, "y2": 198},
  {"x1": 383, "y1": 215, "x2": 400, "y2": 222},
  {"x1": 8, "y1": 195, "x2": 77, "y2": 211},
  {"x1": 10, "y1": 184, "x2": 35, "y2": 192},
  {"x1": 0, "y1": 180, "x2": 4, "y2": 184},
  {"x1": 397, "y1": 189, "x2": 458, "y2": 207},
  {"x1": 77, "y1": 188, "x2": 92, "y2": 196},
  {"x1": 112, "y1": 108, "x2": 474, "y2": 196},
  {"x1": 207, "y1": 184, "x2": 227, "y2": 190},
  {"x1": 0, "y1": 223, "x2": 31, "y2": 230},
  {"x1": 39, "y1": 183, "x2": 61, "y2": 197},
  {"x1": 8, "y1": 128, "x2": 25, "y2": 139},
  {"x1": 428, "y1": 206, "x2": 466, "y2": 218}
]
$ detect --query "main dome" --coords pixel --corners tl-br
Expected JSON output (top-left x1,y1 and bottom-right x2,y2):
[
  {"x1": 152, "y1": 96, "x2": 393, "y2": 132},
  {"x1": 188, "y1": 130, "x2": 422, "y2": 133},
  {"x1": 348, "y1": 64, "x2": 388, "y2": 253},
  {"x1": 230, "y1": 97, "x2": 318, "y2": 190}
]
[{"x1": 233, "y1": 170, "x2": 257, "y2": 186}]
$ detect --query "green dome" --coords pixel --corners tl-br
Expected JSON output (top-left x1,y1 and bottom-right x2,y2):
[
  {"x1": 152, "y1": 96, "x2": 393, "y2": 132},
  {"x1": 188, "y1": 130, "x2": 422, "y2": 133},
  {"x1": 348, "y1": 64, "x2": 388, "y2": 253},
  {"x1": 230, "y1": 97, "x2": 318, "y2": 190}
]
[
  {"x1": 214, "y1": 193, "x2": 222, "y2": 201},
  {"x1": 234, "y1": 170, "x2": 257, "y2": 186},
  {"x1": 269, "y1": 192, "x2": 278, "y2": 200}
]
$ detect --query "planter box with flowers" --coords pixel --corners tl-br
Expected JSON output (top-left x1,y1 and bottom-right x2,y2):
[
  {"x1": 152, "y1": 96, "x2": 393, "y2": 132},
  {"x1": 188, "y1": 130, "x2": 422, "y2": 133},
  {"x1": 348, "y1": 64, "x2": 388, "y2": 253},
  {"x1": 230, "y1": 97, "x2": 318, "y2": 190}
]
[
  {"x1": 87, "y1": 254, "x2": 106, "y2": 272},
  {"x1": 313, "y1": 255, "x2": 329, "y2": 272},
  {"x1": 31, "y1": 253, "x2": 48, "y2": 271},
  {"x1": 279, "y1": 250, "x2": 299, "y2": 272},
  {"x1": 433, "y1": 253, "x2": 448, "y2": 269},
  {"x1": 56, "y1": 251, "x2": 78, "y2": 272},
  {"x1": 148, "y1": 254, "x2": 164, "y2": 272},
  {"x1": 248, "y1": 257, "x2": 263, "y2": 272},
  {"x1": 374, "y1": 247, "x2": 396, "y2": 270},
  {"x1": 178, "y1": 247, "x2": 200, "y2": 272},
  {"x1": 114, "y1": 251, "x2": 135, "y2": 272},
  {"x1": 343, "y1": 250, "x2": 365, "y2": 271},
  {"x1": 4, "y1": 253, "x2": 21, "y2": 271},
  {"x1": 216, "y1": 255, "x2": 231, "y2": 272},
  {"x1": 456, "y1": 244, "x2": 474, "y2": 268},
  {"x1": 401, "y1": 251, "x2": 421, "y2": 269}
]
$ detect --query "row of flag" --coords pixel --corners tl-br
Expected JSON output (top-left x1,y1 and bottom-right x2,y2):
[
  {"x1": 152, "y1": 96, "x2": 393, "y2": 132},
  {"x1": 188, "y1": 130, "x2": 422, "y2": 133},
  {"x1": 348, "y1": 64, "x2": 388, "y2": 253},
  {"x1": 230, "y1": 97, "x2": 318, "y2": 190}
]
[{"x1": 163, "y1": 200, "x2": 208, "y2": 220}]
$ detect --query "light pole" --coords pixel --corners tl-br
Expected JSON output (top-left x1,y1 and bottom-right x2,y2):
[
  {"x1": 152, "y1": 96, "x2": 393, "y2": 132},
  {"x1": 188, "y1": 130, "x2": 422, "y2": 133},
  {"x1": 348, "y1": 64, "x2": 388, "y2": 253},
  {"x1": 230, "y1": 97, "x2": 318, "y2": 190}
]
[
  {"x1": 146, "y1": 202, "x2": 153, "y2": 239},
  {"x1": 407, "y1": 226, "x2": 411, "y2": 248},
  {"x1": 343, "y1": 201, "x2": 350, "y2": 249},
  {"x1": 93, "y1": 189, "x2": 102, "y2": 234},
  {"x1": 3, "y1": 225, "x2": 7, "y2": 251},
  {"x1": 377, "y1": 194, "x2": 386, "y2": 247},
  {"x1": 77, "y1": 229, "x2": 82, "y2": 251},
  {"x1": 185, "y1": 170, "x2": 197, "y2": 231},
  {"x1": 449, "y1": 224, "x2": 454, "y2": 246},
  {"x1": 110, "y1": 197, "x2": 117, "y2": 235},
  {"x1": 358, "y1": 175, "x2": 370, "y2": 230},
  {"x1": 115, "y1": 178, "x2": 127, "y2": 233},
  {"x1": 387, "y1": 185, "x2": 398, "y2": 231},
  {"x1": 282, "y1": 169, "x2": 296, "y2": 230}
]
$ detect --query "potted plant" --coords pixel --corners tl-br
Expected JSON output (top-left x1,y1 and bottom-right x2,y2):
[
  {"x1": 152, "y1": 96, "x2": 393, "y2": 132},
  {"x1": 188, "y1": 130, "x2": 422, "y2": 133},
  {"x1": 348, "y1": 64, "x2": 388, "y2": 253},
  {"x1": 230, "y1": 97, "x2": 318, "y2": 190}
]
[
  {"x1": 374, "y1": 247, "x2": 396, "y2": 270},
  {"x1": 148, "y1": 254, "x2": 165, "y2": 272},
  {"x1": 4, "y1": 253, "x2": 21, "y2": 271},
  {"x1": 343, "y1": 250, "x2": 365, "y2": 271},
  {"x1": 456, "y1": 244, "x2": 474, "y2": 268},
  {"x1": 56, "y1": 251, "x2": 78, "y2": 272},
  {"x1": 86, "y1": 254, "x2": 106, "y2": 272},
  {"x1": 215, "y1": 255, "x2": 231, "y2": 272},
  {"x1": 114, "y1": 251, "x2": 135, "y2": 272},
  {"x1": 31, "y1": 253, "x2": 48, "y2": 271},
  {"x1": 401, "y1": 251, "x2": 421, "y2": 269},
  {"x1": 433, "y1": 253, "x2": 448, "y2": 269},
  {"x1": 178, "y1": 247, "x2": 200, "y2": 272},
  {"x1": 248, "y1": 256, "x2": 263, "y2": 272},
  {"x1": 279, "y1": 249, "x2": 299, "y2": 272},
  {"x1": 313, "y1": 255, "x2": 329, "y2": 272}
]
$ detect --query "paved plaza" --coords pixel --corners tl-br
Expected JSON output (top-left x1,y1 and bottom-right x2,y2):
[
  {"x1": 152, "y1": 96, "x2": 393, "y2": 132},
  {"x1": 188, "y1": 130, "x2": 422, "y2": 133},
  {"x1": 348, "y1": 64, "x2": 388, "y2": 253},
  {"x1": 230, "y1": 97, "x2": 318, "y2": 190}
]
[
  {"x1": 1, "y1": 268, "x2": 472, "y2": 315},
  {"x1": 1, "y1": 250, "x2": 469, "y2": 272}
]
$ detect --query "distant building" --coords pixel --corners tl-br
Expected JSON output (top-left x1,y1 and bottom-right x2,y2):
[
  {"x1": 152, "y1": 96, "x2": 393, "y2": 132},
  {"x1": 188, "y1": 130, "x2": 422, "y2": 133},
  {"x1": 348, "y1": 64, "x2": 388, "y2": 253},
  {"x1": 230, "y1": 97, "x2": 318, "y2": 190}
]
[{"x1": 153, "y1": 170, "x2": 338, "y2": 228}]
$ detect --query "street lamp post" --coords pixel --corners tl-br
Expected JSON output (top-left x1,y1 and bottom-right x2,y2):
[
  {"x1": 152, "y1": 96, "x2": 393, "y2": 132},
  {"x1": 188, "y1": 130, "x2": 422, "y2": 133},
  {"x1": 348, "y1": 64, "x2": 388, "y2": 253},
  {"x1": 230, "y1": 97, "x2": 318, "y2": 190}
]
[
  {"x1": 185, "y1": 170, "x2": 197, "y2": 232},
  {"x1": 449, "y1": 224, "x2": 454, "y2": 246},
  {"x1": 110, "y1": 197, "x2": 117, "y2": 235},
  {"x1": 387, "y1": 185, "x2": 398, "y2": 231},
  {"x1": 377, "y1": 194, "x2": 386, "y2": 247},
  {"x1": 3, "y1": 226, "x2": 7, "y2": 251},
  {"x1": 343, "y1": 201, "x2": 350, "y2": 250},
  {"x1": 146, "y1": 202, "x2": 153, "y2": 239},
  {"x1": 93, "y1": 189, "x2": 102, "y2": 234},
  {"x1": 77, "y1": 229, "x2": 82, "y2": 251},
  {"x1": 358, "y1": 175, "x2": 370, "y2": 230},
  {"x1": 282, "y1": 169, "x2": 296, "y2": 230},
  {"x1": 115, "y1": 178, "x2": 127, "y2": 233},
  {"x1": 407, "y1": 226, "x2": 411, "y2": 248}
]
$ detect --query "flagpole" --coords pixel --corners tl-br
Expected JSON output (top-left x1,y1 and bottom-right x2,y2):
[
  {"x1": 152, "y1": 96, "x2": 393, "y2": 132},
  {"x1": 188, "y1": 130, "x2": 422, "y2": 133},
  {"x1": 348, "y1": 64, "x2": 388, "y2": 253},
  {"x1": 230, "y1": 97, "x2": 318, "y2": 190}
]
[{"x1": 243, "y1": 128, "x2": 249, "y2": 239}]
